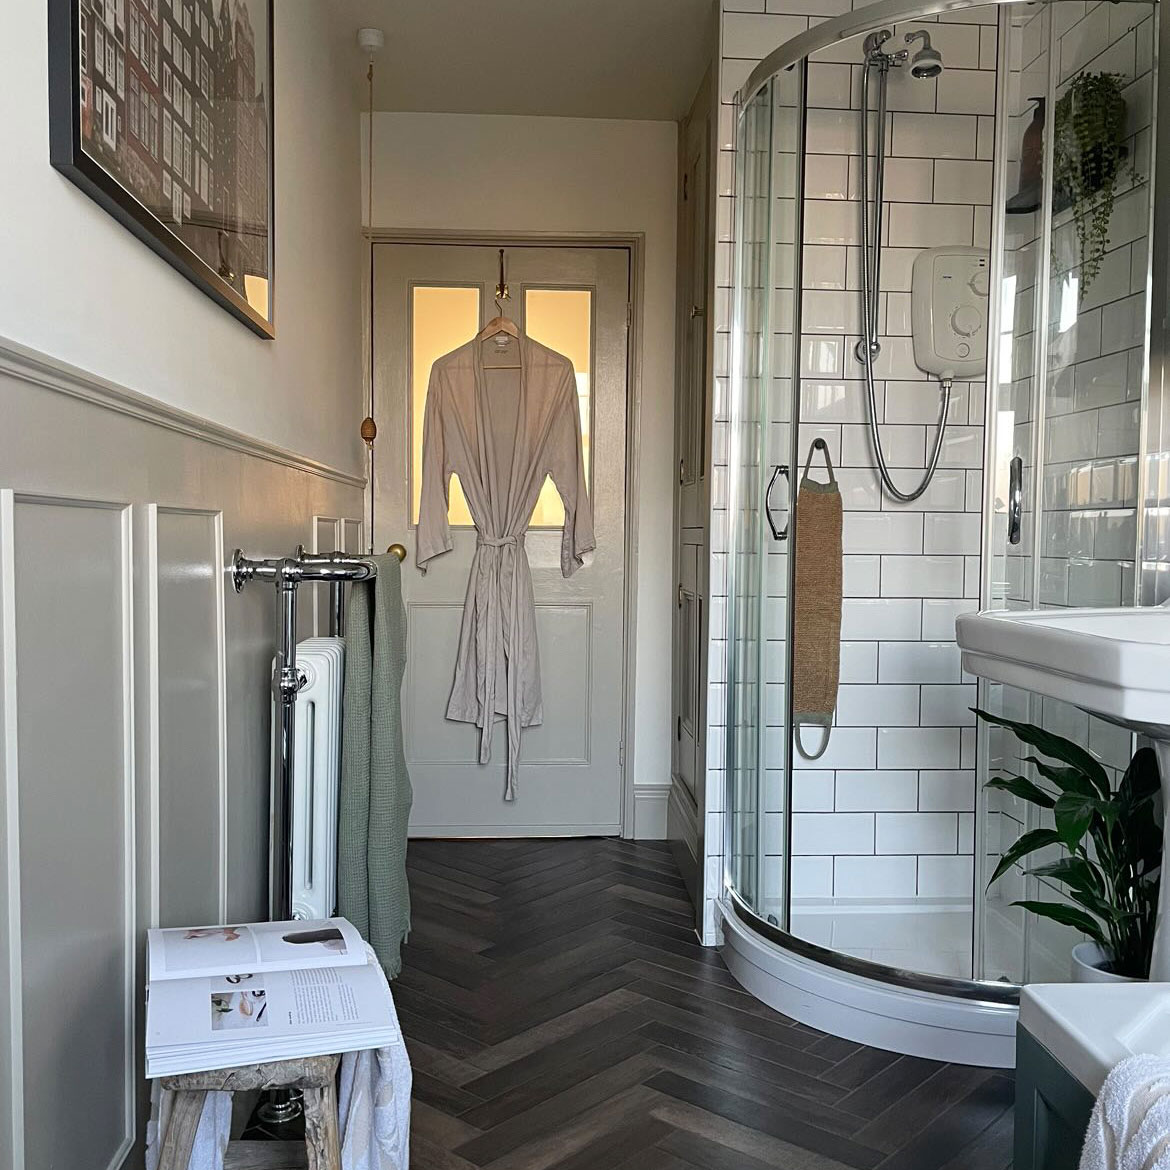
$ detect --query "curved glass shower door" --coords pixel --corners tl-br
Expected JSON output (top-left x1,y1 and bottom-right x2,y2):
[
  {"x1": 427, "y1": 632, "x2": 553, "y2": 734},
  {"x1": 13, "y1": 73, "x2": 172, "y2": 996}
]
[
  {"x1": 725, "y1": 0, "x2": 1159, "y2": 1001},
  {"x1": 726, "y1": 67, "x2": 804, "y2": 924}
]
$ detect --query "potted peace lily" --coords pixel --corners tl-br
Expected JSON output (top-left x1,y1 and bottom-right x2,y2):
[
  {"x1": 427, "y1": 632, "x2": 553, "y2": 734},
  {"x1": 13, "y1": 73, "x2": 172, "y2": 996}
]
[{"x1": 977, "y1": 709, "x2": 1162, "y2": 981}]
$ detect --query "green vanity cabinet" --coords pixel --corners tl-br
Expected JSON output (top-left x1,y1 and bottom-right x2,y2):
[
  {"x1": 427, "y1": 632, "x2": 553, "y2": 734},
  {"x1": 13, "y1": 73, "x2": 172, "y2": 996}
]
[{"x1": 1015, "y1": 1026, "x2": 1096, "y2": 1170}]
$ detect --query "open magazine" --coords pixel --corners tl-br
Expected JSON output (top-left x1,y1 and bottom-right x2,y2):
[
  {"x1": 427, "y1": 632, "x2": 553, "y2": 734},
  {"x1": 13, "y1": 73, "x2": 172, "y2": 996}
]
[
  {"x1": 145, "y1": 917, "x2": 399, "y2": 1078},
  {"x1": 147, "y1": 917, "x2": 365, "y2": 981}
]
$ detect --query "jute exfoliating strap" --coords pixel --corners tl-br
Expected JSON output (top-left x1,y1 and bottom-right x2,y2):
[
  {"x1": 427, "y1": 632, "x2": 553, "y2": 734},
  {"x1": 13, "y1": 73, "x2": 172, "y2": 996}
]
[{"x1": 792, "y1": 439, "x2": 843, "y2": 761}]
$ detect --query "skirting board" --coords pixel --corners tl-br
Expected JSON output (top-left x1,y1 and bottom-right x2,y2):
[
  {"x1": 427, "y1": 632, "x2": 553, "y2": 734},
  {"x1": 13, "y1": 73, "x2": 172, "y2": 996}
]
[
  {"x1": 632, "y1": 782, "x2": 671, "y2": 840},
  {"x1": 667, "y1": 777, "x2": 700, "y2": 907}
]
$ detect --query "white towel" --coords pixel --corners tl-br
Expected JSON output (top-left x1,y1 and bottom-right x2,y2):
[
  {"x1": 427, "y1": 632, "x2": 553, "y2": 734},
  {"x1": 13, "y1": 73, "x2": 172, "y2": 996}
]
[
  {"x1": 338, "y1": 1043, "x2": 413, "y2": 1170},
  {"x1": 1081, "y1": 1054, "x2": 1170, "y2": 1170},
  {"x1": 145, "y1": 1042, "x2": 411, "y2": 1170}
]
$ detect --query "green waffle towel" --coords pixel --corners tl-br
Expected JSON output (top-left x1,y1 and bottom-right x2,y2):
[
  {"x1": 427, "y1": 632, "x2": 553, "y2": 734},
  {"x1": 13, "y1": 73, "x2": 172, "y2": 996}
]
[{"x1": 338, "y1": 554, "x2": 412, "y2": 978}]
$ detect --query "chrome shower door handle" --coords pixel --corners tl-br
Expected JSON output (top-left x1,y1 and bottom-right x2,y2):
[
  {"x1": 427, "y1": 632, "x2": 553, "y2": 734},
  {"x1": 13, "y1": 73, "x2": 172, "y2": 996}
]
[
  {"x1": 765, "y1": 464, "x2": 790, "y2": 541},
  {"x1": 1008, "y1": 455, "x2": 1023, "y2": 546}
]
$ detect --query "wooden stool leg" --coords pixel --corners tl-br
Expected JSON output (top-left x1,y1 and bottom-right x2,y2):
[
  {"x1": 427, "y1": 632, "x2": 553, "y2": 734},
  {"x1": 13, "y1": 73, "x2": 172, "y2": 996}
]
[
  {"x1": 302, "y1": 1081, "x2": 342, "y2": 1170},
  {"x1": 158, "y1": 1089, "x2": 208, "y2": 1170}
]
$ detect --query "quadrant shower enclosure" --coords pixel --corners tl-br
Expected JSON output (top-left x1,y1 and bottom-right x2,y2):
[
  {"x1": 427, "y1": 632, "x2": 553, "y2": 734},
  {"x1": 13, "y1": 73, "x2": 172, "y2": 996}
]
[{"x1": 722, "y1": 0, "x2": 1162, "y2": 1063}]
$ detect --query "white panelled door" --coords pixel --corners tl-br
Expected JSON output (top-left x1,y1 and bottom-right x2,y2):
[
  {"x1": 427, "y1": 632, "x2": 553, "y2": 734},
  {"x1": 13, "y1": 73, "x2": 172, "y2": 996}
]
[{"x1": 373, "y1": 243, "x2": 630, "y2": 835}]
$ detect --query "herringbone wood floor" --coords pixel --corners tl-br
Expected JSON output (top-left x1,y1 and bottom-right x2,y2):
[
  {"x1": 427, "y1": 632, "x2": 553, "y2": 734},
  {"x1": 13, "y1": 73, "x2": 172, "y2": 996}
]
[{"x1": 398, "y1": 838, "x2": 1015, "y2": 1170}]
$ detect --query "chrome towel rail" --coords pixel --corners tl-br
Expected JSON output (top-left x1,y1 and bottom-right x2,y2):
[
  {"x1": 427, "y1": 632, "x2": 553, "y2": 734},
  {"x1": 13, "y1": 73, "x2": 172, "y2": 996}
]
[{"x1": 231, "y1": 543, "x2": 405, "y2": 920}]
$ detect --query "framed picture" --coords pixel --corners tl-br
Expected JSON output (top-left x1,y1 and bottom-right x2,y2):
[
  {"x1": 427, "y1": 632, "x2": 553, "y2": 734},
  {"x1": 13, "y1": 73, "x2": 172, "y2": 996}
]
[{"x1": 49, "y1": 0, "x2": 275, "y2": 338}]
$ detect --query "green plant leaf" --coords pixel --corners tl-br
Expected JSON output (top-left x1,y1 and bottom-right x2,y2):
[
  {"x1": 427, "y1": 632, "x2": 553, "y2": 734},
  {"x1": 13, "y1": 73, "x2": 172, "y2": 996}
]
[
  {"x1": 973, "y1": 709, "x2": 1111, "y2": 797},
  {"x1": 1119, "y1": 747, "x2": 1161, "y2": 807},
  {"x1": 985, "y1": 774, "x2": 1055, "y2": 808},
  {"x1": 1023, "y1": 756, "x2": 1101, "y2": 799},
  {"x1": 988, "y1": 827, "x2": 1062, "y2": 887},
  {"x1": 1029, "y1": 855, "x2": 1105, "y2": 895},
  {"x1": 1012, "y1": 899, "x2": 1108, "y2": 946},
  {"x1": 1054, "y1": 792, "x2": 1096, "y2": 850}
]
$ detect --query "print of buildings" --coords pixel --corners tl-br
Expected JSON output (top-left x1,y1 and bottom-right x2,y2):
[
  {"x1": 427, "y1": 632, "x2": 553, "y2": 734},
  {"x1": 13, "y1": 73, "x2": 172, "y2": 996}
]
[{"x1": 78, "y1": 0, "x2": 269, "y2": 294}]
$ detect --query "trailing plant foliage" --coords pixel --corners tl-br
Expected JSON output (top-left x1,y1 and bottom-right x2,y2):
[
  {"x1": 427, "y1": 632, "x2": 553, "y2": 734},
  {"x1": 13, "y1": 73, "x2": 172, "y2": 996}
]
[
  {"x1": 1052, "y1": 72, "x2": 1129, "y2": 300},
  {"x1": 977, "y1": 709, "x2": 1161, "y2": 979}
]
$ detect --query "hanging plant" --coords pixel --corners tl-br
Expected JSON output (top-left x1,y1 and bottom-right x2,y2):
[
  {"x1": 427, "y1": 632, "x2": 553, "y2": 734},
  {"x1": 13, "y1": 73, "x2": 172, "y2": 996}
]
[{"x1": 1052, "y1": 72, "x2": 1129, "y2": 299}]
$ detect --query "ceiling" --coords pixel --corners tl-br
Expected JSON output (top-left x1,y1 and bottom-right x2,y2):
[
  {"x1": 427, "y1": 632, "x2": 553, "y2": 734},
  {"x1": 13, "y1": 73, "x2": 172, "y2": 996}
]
[{"x1": 329, "y1": 0, "x2": 715, "y2": 121}]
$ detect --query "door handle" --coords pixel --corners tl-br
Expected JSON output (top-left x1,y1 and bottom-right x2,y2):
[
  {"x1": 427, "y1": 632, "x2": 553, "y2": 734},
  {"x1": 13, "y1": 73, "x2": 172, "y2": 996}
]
[
  {"x1": 1008, "y1": 455, "x2": 1023, "y2": 546},
  {"x1": 765, "y1": 464, "x2": 790, "y2": 542}
]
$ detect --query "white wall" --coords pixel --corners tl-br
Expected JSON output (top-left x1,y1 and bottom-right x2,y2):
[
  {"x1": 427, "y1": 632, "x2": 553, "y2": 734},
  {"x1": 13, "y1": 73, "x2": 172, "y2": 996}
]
[
  {"x1": 1, "y1": 0, "x2": 364, "y2": 476},
  {"x1": 367, "y1": 111, "x2": 678, "y2": 812}
]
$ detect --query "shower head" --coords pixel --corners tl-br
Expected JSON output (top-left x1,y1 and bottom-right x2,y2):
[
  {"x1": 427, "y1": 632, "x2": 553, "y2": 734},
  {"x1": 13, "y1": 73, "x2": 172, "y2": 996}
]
[{"x1": 904, "y1": 30, "x2": 944, "y2": 79}]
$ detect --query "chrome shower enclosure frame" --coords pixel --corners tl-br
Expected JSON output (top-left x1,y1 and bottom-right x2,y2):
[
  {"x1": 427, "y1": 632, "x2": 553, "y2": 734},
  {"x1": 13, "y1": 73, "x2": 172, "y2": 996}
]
[{"x1": 723, "y1": 0, "x2": 1169, "y2": 1057}]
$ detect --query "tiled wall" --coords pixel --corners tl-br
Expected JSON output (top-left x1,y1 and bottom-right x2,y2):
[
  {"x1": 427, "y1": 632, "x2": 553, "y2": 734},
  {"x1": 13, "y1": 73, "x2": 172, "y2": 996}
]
[{"x1": 707, "y1": 1, "x2": 1001, "y2": 941}]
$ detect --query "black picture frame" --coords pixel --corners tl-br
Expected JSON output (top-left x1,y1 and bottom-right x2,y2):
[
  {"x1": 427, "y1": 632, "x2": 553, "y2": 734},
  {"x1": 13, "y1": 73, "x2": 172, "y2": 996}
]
[{"x1": 48, "y1": 0, "x2": 276, "y2": 338}]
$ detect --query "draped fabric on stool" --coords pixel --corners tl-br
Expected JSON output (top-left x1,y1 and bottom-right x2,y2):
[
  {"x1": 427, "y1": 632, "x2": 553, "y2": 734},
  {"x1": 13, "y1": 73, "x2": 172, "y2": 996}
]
[{"x1": 792, "y1": 439, "x2": 843, "y2": 762}]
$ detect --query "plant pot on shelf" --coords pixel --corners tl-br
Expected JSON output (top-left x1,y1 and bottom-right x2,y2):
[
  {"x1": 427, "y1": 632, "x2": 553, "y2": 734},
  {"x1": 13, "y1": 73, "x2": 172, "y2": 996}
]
[{"x1": 1071, "y1": 941, "x2": 1141, "y2": 984}]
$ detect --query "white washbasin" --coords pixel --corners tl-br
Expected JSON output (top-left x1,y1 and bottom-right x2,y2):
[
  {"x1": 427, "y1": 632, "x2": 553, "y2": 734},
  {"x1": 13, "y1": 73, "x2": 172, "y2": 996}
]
[
  {"x1": 956, "y1": 605, "x2": 1170, "y2": 979},
  {"x1": 956, "y1": 606, "x2": 1170, "y2": 738}
]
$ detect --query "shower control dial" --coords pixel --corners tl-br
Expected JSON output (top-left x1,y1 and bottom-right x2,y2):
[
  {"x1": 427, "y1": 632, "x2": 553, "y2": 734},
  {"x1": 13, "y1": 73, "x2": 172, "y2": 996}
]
[
  {"x1": 969, "y1": 268, "x2": 990, "y2": 297},
  {"x1": 950, "y1": 304, "x2": 983, "y2": 337}
]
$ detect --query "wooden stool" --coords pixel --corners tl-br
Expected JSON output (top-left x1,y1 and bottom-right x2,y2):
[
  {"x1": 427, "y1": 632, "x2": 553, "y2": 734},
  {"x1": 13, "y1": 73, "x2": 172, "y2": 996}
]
[{"x1": 157, "y1": 1054, "x2": 341, "y2": 1170}]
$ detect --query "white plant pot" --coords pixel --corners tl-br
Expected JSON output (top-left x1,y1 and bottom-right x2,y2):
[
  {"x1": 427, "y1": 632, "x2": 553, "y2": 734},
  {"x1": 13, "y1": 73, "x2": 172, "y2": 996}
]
[{"x1": 1071, "y1": 941, "x2": 1140, "y2": 984}]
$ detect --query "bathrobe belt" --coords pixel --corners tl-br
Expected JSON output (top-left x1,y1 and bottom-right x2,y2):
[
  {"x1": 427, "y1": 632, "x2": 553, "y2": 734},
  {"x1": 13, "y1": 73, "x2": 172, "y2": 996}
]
[{"x1": 475, "y1": 532, "x2": 526, "y2": 800}]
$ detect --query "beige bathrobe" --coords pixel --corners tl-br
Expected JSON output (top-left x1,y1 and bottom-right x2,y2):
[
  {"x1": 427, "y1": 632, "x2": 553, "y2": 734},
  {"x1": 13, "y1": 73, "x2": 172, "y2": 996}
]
[{"x1": 416, "y1": 333, "x2": 595, "y2": 799}]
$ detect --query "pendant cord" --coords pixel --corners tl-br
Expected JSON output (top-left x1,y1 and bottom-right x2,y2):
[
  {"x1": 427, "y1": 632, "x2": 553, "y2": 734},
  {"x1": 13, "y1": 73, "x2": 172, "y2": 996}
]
[{"x1": 365, "y1": 57, "x2": 376, "y2": 553}]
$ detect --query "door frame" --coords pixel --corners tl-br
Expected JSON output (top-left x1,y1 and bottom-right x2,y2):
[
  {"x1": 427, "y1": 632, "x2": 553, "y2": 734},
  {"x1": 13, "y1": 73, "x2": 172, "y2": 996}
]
[{"x1": 366, "y1": 229, "x2": 645, "y2": 838}]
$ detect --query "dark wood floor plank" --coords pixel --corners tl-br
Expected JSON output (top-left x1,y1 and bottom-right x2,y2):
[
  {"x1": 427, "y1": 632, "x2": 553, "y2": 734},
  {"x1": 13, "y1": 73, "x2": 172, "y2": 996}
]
[
  {"x1": 396, "y1": 839, "x2": 1014, "y2": 1170},
  {"x1": 646, "y1": 1070, "x2": 884, "y2": 1169}
]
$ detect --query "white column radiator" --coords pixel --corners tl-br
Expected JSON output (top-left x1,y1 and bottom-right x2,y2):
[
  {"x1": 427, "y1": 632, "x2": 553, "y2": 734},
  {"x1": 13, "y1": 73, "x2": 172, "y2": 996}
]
[{"x1": 273, "y1": 637, "x2": 345, "y2": 920}]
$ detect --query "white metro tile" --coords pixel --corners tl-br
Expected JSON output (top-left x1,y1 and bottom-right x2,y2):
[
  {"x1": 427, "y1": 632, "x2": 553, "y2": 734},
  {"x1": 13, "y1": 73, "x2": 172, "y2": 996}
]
[
  {"x1": 793, "y1": 770, "x2": 835, "y2": 812},
  {"x1": 722, "y1": 11, "x2": 808, "y2": 58},
  {"x1": 840, "y1": 641, "x2": 879, "y2": 682},
  {"x1": 792, "y1": 727, "x2": 877, "y2": 771},
  {"x1": 885, "y1": 379, "x2": 952, "y2": 424},
  {"x1": 959, "y1": 813, "x2": 975, "y2": 852},
  {"x1": 843, "y1": 511, "x2": 924, "y2": 554},
  {"x1": 880, "y1": 554, "x2": 965, "y2": 598},
  {"x1": 920, "y1": 684, "x2": 977, "y2": 727},
  {"x1": 836, "y1": 685, "x2": 920, "y2": 727},
  {"x1": 924, "y1": 513, "x2": 982, "y2": 555},
  {"x1": 891, "y1": 112, "x2": 977, "y2": 159},
  {"x1": 803, "y1": 289, "x2": 862, "y2": 334},
  {"x1": 887, "y1": 203, "x2": 975, "y2": 249},
  {"x1": 934, "y1": 159, "x2": 993, "y2": 205},
  {"x1": 806, "y1": 63, "x2": 854, "y2": 110},
  {"x1": 805, "y1": 154, "x2": 851, "y2": 200},
  {"x1": 834, "y1": 769, "x2": 919, "y2": 811},
  {"x1": 805, "y1": 199, "x2": 860, "y2": 245},
  {"x1": 878, "y1": 641, "x2": 963, "y2": 683},
  {"x1": 843, "y1": 554, "x2": 882, "y2": 596},
  {"x1": 841, "y1": 598, "x2": 922, "y2": 641},
  {"x1": 834, "y1": 855, "x2": 918, "y2": 899},
  {"x1": 842, "y1": 421, "x2": 925, "y2": 467},
  {"x1": 880, "y1": 157, "x2": 935, "y2": 202},
  {"x1": 875, "y1": 811, "x2": 959, "y2": 854},
  {"x1": 791, "y1": 856, "x2": 835, "y2": 899},
  {"x1": 877, "y1": 726, "x2": 961, "y2": 769},
  {"x1": 792, "y1": 813, "x2": 875, "y2": 855},
  {"x1": 919, "y1": 769, "x2": 976, "y2": 811},
  {"x1": 936, "y1": 69, "x2": 997, "y2": 115},
  {"x1": 917, "y1": 855, "x2": 974, "y2": 898},
  {"x1": 804, "y1": 244, "x2": 848, "y2": 290},
  {"x1": 805, "y1": 108, "x2": 860, "y2": 156}
]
